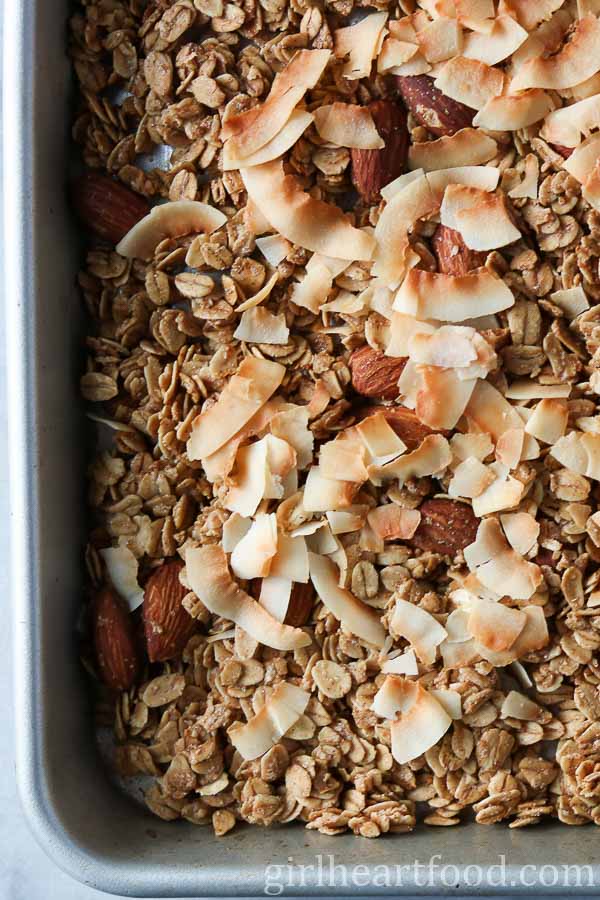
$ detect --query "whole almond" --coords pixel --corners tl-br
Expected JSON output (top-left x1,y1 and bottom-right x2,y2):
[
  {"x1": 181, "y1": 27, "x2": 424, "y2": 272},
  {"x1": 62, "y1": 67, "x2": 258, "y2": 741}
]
[
  {"x1": 395, "y1": 75, "x2": 474, "y2": 137},
  {"x1": 284, "y1": 583, "x2": 315, "y2": 627},
  {"x1": 93, "y1": 587, "x2": 141, "y2": 691},
  {"x1": 431, "y1": 224, "x2": 487, "y2": 276},
  {"x1": 361, "y1": 404, "x2": 448, "y2": 451},
  {"x1": 410, "y1": 498, "x2": 479, "y2": 555},
  {"x1": 143, "y1": 560, "x2": 197, "y2": 662},
  {"x1": 72, "y1": 171, "x2": 150, "y2": 245},
  {"x1": 350, "y1": 346, "x2": 407, "y2": 400},
  {"x1": 351, "y1": 99, "x2": 409, "y2": 203}
]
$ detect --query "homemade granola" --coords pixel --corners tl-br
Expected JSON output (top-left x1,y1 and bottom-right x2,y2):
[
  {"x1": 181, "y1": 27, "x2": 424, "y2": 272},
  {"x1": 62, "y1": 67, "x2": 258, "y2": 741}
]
[{"x1": 72, "y1": 0, "x2": 600, "y2": 836}]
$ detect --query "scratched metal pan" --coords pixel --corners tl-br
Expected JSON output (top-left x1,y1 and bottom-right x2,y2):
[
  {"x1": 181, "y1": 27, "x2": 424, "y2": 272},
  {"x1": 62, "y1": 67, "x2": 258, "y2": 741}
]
[{"x1": 5, "y1": 0, "x2": 600, "y2": 896}]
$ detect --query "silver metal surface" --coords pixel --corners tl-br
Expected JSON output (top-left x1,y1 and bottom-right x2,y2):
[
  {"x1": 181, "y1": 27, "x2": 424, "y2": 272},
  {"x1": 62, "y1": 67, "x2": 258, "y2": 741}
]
[{"x1": 5, "y1": 1, "x2": 600, "y2": 896}]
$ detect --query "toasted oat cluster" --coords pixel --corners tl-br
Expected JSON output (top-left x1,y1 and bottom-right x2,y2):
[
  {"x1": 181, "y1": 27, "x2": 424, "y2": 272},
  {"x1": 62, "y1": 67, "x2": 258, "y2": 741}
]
[{"x1": 73, "y1": 0, "x2": 600, "y2": 837}]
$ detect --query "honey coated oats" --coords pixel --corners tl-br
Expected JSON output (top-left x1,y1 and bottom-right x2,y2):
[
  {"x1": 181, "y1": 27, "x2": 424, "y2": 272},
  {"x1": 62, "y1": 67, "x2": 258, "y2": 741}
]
[{"x1": 72, "y1": 0, "x2": 600, "y2": 836}]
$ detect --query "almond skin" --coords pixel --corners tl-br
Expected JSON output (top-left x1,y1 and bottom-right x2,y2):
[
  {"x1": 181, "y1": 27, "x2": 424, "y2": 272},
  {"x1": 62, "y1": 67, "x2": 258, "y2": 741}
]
[
  {"x1": 143, "y1": 560, "x2": 197, "y2": 662},
  {"x1": 284, "y1": 583, "x2": 315, "y2": 627},
  {"x1": 93, "y1": 587, "x2": 141, "y2": 691},
  {"x1": 72, "y1": 171, "x2": 150, "y2": 245},
  {"x1": 361, "y1": 404, "x2": 448, "y2": 451},
  {"x1": 350, "y1": 346, "x2": 407, "y2": 400},
  {"x1": 431, "y1": 224, "x2": 487, "y2": 276},
  {"x1": 551, "y1": 143, "x2": 573, "y2": 159},
  {"x1": 351, "y1": 99, "x2": 409, "y2": 203},
  {"x1": 410, "y1": 498, "x2": 479, "y2": 555},
  {"x1": 395, "y1": 75, "x2": 474, "y2": 137}
]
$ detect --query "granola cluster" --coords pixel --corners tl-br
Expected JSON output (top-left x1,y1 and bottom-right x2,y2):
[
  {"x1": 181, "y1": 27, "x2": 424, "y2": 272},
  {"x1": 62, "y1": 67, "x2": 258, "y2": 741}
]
[{"x1": 73, "y1": 0, "x2": 600, "y2": 837}]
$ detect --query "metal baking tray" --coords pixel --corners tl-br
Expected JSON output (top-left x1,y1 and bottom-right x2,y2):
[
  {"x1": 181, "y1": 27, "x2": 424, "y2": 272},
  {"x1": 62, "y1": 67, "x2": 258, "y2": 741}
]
[{"x1": 5, "y1": 0, "x2": 600, "y2": 895}]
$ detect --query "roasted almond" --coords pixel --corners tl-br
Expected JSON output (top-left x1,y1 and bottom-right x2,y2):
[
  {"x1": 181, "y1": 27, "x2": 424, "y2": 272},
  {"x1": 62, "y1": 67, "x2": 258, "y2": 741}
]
[
  {"x1": 350, "y1": 346, "x2": 407, "y2": 400},
  {"x1": 395, "y1": 75, "x2": 474, "y2": 137},
  {"x1": 143, "y1": 560, "x2": 197, "y2": 662},
  {"x1": 93, "y1": 587, "x2": 141, "y2": 691},
  {"x1": 72, "y1": 171, "x2": 150, "y2": 245},
  {"x1": 284, "y1": 582, "x2": 315, "y2": 627},
  {"x1": 351, "y1": 99, "x2": 409, "y2": 204},
  {"x1": 410, "y1": 498, "x2": 479, "y2": 555},
  {"x1": 361, "y1": 404, "x2": 448, "y2": 451},
  {"x1": 431, "y1": 224, "x2": 487, "y2": 276}
]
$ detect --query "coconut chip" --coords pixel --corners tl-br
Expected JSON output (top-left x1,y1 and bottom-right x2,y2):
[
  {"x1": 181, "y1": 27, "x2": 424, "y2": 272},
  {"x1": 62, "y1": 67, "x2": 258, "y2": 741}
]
[
  {"x1": 393, "y1": 268, "x2": 514, "y2": 321},
  {"x1": 463, "y1": 14, "x2": 528, "y2": 65},
  {"x1": 502, "y1": 0, "x2": 566, "y2": 32},
  {"x1": 187, "y1": 357, "x2": 284, "y2": 460},
  {"x1": 233, "y1": 307, "x2": 290, "y2": 345},
  {"x1": 390, "y1": 681, "x2": 452, "y2": 764},
  {"x1": 187, "y1": 545, "x2": 310, "y2": 651},
  {"x1": 500, "y1": 690, "x2": 541, "y2": 721},
  {"x1": 269, "y1": 406, "x2": 314, "y2": 470},
  {"x1": 464, "y1": 517, "x2": 543, "y2": 600},
  {"x1": 308, "y1": 552, "x2": 386, "y2": 647},
  {"x1": 467, "y1": 597, "x2": 527, "y2": 654},
  {"x1": 449, "y1": 456, "x2": 496, "y2": 498},
  {"x1": 369, "y1": 433, "x2": 452, "y2": 485},
  {"x1": 320, "y1": 437, "x2": 369, "y2": 483},
  {"x1": 241, "y1": 161, "x2": 374, "y2": 261},
  {"x1": 222, "y1": 49, "x2": 330, "y2": 160},
  {"x1": 368, "y1": 505, "x2": 421, "y2": 540},
  {"x1": 541, "y1": 92, "x2": 600, "y2": 148},
  {"x1": 501, "y1": 512, "x2": 540, "y2": 556},
  {"x1": 381, "y1": 649, "x2": 419, "y2": 676},
  {"x1": 504, "y1": 380, "x2": 571, "y2": 399},
  {"x1": 562, "y1": 133, "x2": 600, "y2": 184},
  {"x1": 464, "y1": 378, "x2": 525, "y2": 439},
  {"x1": 495, "y1": 427, "x2": 525, "y2": 469},
  {"x1": 326, "y1": 509, "x2": 367, "y2": 534},
  {"x1": 222, "y1": 513, "x2": 252, "y2": 553},
  {"x1": 303, "y1": 466, "x2": 359, "y2": 511},
  {"x1": 259, "y1": 576, "x2": 292, "y2": 622},
  {"x1": 434, "y1": 56, "x2": 505, "y2": 109},
  {"x1": 549, "y1": 285, "x2": 590, "y2": 318},
  {"x1": 313, "y1": 103, "x2": 384, "y2": 150},
  {"x1": 430, "y1": 689, "x2": 462, "y2": 720},
  {"x1": 225, "y1": 435, "x2": 296, "y2": 517},
  {"x1": 356, "y1": 412, "x2": 407, "y2": 459},
  {"x1": 230, "y1": 513, "x2": 278, "y2": 580},
  {"x1": 256, "y1": 234, "x2": 291, "y2": 267},
  {"x1": 473, "y1": 89, "x2": 554, "y2": 130},
  {"x1": 391, "y1": 598, "x2": 447, "y2": 664},
  {"x1": 408, "y1": 128, "x2": 497, "y2": 171},
  {"x1": 471, "y1": 462, "x2": 524, "y2": 515},
  {"x1": 100, "y1": 545, "x2": 144, "y2": 611},
  {"x1": 223, "y1": 109, "x2": 313, "y2": 171},
  {"x1": 116, "y1": 200, "x2": 227, "y2": 260},
  {"x1": 440, "y1": 184, "x2": 521, "y2": 250},
  {"x1": 377, "y1": 37, "x2": 420, "y2": 73},
  {"x1": 334, "y1": 11, "x2": 388, "y2": 80},
  {"x1": 525, "y1": 398, "x2": 568, "y2": 444},
  {"x1": 510, "y1": 15, "x2": 600, "y2": 90},
  {"x1": 551, "y1": 430, "x2": 600, "y2": 480},
  {"x1": 229, "y1": 682, "x2": 310, "y2": 760},
  {"x1": 416, "y1": 16, "x2": 462, "y2": 64},
  {"x1": 415, "y1": 367, "x2": 478, "y2": 430},
  {"x1": 371, "y1": 675, "x2": 418, "y2": 718}
]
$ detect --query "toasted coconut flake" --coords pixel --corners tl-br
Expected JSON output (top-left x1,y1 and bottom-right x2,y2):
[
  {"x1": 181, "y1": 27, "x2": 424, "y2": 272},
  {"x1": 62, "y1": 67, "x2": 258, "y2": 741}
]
[
  {"x1": 510, "y1": 605, "x2": 549, "y2": 659},
  {"x1": 222, "y1": 513, "x2": 252, "y2": 553},
  {"x1": 223, "y1": 49, "x2": 330, "y2": 159},
  {"x1": 525, "y1": 398, "x2": 568, "y2": 444},
  {"x1": 441, "y1": 185, "x2": 521, "y2": 250},
  {"x1": 434, "y1": 57, "x2": 505, "y2": 110},
  {"x1": 507, "y1": 153, "x2": 540, "y2": 200},
  {"x1": 408, "y1": 128, "x2": 497, "y2": 171},
  {"x1": 381, "y1": 649, "x2": 419, "y2": 675},
  {"x1": 456, "y1": 0, "x2": 494, "y2": 26},
  {"x1": 223, "y1": 109, "x2": 313, "y2": 171},
  {"x1": 391, "y1": 598, "x2": 447, "y2": 664},
  {"x1": 502, "y1": 0, "x2": 566, "y2": 31},
  {"x1": 390, "y1": 682, "x2": 452, "y2": 764},
  {"x1": 372, "y1": 675, "x2": 417, "y2": 718},
  {"x1": 201, "y1": 398, "x2": 283, "y2": 484},
  {"x1": 229, "y1": 682, "x2": 310, "y2": 760},
  {"x1": 386, "y1": 313, "x2": 434, "y2": 357},
  {"x1": 417, "y1": 16, "x2": 462, "y2": 63},
  {"x1": 326, "y1": 509, "x2": 367, "y2": 534},
  {"x1": 551, "y1": 430, "x2": 600, "y2": 480},
  {"x1": 233, "y1": 307, "x2": 289, "y2": 345},
  {"x1": 501, "y1": 512, "x2": 540, "y2": 556},
  {"x1": 100, "y1": 546, "x2": 144, "y2": 611},
  {"x1": 473, "y1": 89, "x2": 554, "y2": 130},
  {"x1": 451, "y1": 432, "x2": 494, "y2": 462},
  {"x1": 496, "y1": 427, "x2": 524, "y2": 470},
  {"x1": 511, "y1": 15, "x2": 600, "y2": 90},
  {"x1": 500, "y1": 690, "x2": 541, "y2": 721},
  {"x1": 256, "y1": 234, "x2": 291, "y2": 267},
  {"x1": 468, "y1": 597, "x2": 526, "y2": 653},
  {"x1": 188, "y1": 357, "x2": 284, "y2": 460},
  {"x1": 394, "y1": 268, "x2": 514, "y2": 321},
  {"x1": 463, "y1": 15, "x2": 528, "y2": 65},
  {"x1": 410, "y1": 325, "x2": 495, "y2": 377},
  {"x1": 269, "y1": 533, "x2": 309, "y2": 583},
  {"x1": 510, "y1": 8, "x2": 573, "y2": 71},
  {"x1": 242, "y1": 161, "x2": 374, "y2": 261},
  {"x1": 291, "y1": 262, "x2": 333, "y2": 314},
  {"x1": 225, "y1": 435, "x2": 294, "y2": 517},
  {"x1": 415, "y1": 367, "x2": 478, "y2": 430},
  {"x1": 303, "y1": 467, "x2": 358, "y2": 512},
  {"x1": 369, "y1": 434, "x2": 452, "y2": 485},
  {"x1": 356, "y1": 412, "x2": 407, "y2": 459},
  {"x1": 334, "y1": 11, "x2": 388, "y2": 80},
  {"x1": 541, "y1": 93, "x2": 600, "y2": 148},
  {"x1": 505, "y1": 380, "x2": 571, "y2": 399},
  {"x1": 308, "y1": 552, "x2": 386, "y2": 647},
  {"x1": 465, "y1": 378, "x2": 525, "y2": 440},
  {"x1": 583, "y1": 159, "x2": 600, "y2": 210},
  {"x1": 270, "y1": 406, "x2": 313, "y2": 470},
  {"x1": 116, "y1": 200, "x2": 227, "y2": 260},
  {"x1": 471, "y1": 462, "x2": 524, "y2": 515},
  {"x1": 368, "y1": 505, "x2": 421, "y2": 540},
  {"x1": 235, "y1": 272, "x2": 279, "y2": 313},
  {"x1": 259, "y1": 574, "x2": 291, "y2": 622},
  {"x1": 187, "y1": 546, "x2": 310, "y2": 651},
  {"x1": 464, "y1": 517, "x2": 543, "y2": 600},
  {"x1": 440, "y1": 637, "x2": 479, "y2": 667},
  {"x1": 430, "y1": 689, "x2": 462, "y2": 719},
  {"x1": 377, "y1": 37, "x2": 420, "y2": 72},
  {"x1": 313, "y1": 103, "x2": 384, "y2": 150},
  {"x1": 449, "y1": 456, "x2": 496, "y2": 498},
  {"x1": 445, "y1": 607, "x2": 472, "y2": 642},
  {"x1": 549, "y1": 285, "x2": 590, "y2": 317},
  {"x1": 320, "y1": 438, "x2": 368, "y2": 483},
  {"x1": 230, "y1": 513, "x2": 278, "y2": 580}
]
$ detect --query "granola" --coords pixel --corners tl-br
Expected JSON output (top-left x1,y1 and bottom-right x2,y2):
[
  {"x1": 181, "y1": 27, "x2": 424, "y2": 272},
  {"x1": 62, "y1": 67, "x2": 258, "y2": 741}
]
[{"x1": 73, "y1": 0, "x2": 600, "y2": 838}]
